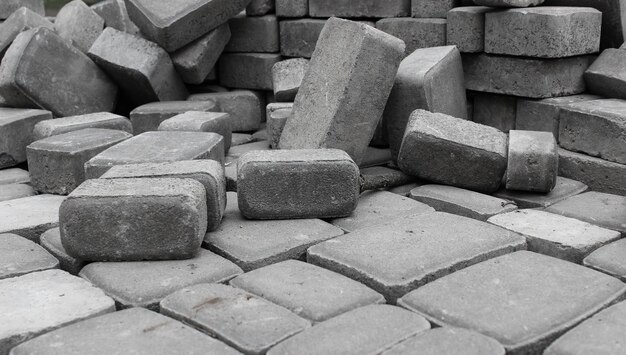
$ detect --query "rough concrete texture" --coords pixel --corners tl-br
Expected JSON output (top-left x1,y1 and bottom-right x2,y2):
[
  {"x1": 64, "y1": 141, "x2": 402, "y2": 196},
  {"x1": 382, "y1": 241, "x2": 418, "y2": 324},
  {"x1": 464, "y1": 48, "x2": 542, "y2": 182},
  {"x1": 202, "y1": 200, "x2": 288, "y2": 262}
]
[
  {"x1": 558, "y1": 148, "x2": 626, "y2": 196},
  {"x1": 161, "y1": 284, "x2": 310, "y2": 355},
  {"x1": 91, "y1": 0, "x2": 140, "y2": 35},
  {"x1": 10, "y1": 308, "x2": 241, "y2": 355},
  {"x1": 475, "y1": 0, "x2": 544, "y2": 6},
  {"x1": 309, "y1": 0, "x2": 410, "y2": 17},
  {"x1": 125, "y1": 0, "x2": 250, "y2": 52},
  {"x1": 266, "y1": 103, "x2": 292, "y2": 148},
  {"x1": 272, "y1": 58, "x2": 308, "y2": 102},
  {"x1": 225, "y1": 14, "x2": 279, "y2": 53},
  {"x1": 130, "y1": 100, "x2": 218, "y2": 134},
  {"x1": 446, "y1": 6, "x2": 491, "y2": 53},
  {"x1": 0, "y1": 108, "x2": 51, "y2": 168},
  {"x1": 398, "y1": 251, "x2": 626, "y2": 355},
  {"x1": 219, "y1": 53, "x2": 281, "y2": 91},
  {"x1": 494, "y1": 176, "x2": 588, "y2": 209},
  {"x1": 412, "y1": 0, "x2": 458, "y2": 18},
  {"x1": 0, "y1": 168, "x2": 29, "y2": 185},
  {"x1": 546, "y1": 192, "x2": 626, "y2": 235},
  {"x1": 584, "y1": 239, "x2": 626, "y2": 282},
  {"x1": 485, "y1": 7, "x2": 601, "y2": 58},
  {"x1": 279, "y1": 18, "x2": 404, "y2": 165},
  {"x1": 0, "y1": 269, "x2": 115, "y2": 354},
  {"x1": 0, "y1": 0, "x2": 44, "y2": 19},
  {"x1": 398, "y1": 110, "x2": 508, "y2": 193},
  {"x1": 382, "y1": 327, "x2": 505, "y2": 355},
  {"x1": 60, "y1": 178, "x2": 208, "y2": 261},
  {"x1": 237, "y1": 149, "x2": 360, "y2": 220},
  {"x1": 359, "y1": 166, "x2": 416, "y2": 191},
  {"x1": 189, "y1": 90, "x2": 264, "y2": 132},
  {"x1": 471, "y1": 92, "x2": 516, "y2": 133},
  {"x1": 376, "y1": 18, "x2": 447, "y2": 55},
  {"x1": 88, "y1": 27, "x2": 188, "y2": 106},
  {"x1": 40, "y1": 228, "x2": 85, "y2": 275},
  {"x1": 54, "y1": 0, "x2": 105, "y2": 53},
  {"x1": 32, "y1": 112, "x2": 132, "y2": 141},
  {"x1": 0, "y1": 233, "x2": 58, "y2": 280},
  {"x1": 80, "y1": 249, "x2": 242, "y2": 310},
  {"x1": 0, "y1": 7, "x2": 53, "y2": 57},
  {"x1": 247, "y1": 0, "x2": 274, "y2": 15},
  {"x1": 279, "y1": 19, "x2": 325, "y2": 58},
  {"x1": 506, "y1": 130, "x2": 558, "y2": 193},
  {"x1": 230, "y1": 260, "x2": 385, "y2": 323},
  {"x1": 463, "y1": 53, "x2": 594, "y2": 98},
  {"x1": 276, "y1": 0, "x2": 308, "y2": 17},
  {"x1": 0, "y1": 184, "x2": 36, "y2": 202},
  {"x1": 84, "y1": 131, "x2": 225, "y2": 178},
  {"x1": 267, "y1": 305, "x2": 430, "y2": 355},
  {"x1": 0, "y1": 194, "x2": 65, "y2": 242},
  {"x1": 585, "y1": 49, "x2": 626, "y2": 100},
  {"x1": 309, "y1": 212, "x2": 525, "y2": 303},
  {"x1": 27, "y1": 128, "x2": 133, "y2": 195},
  {"x1": 0, "y1": 27, "x2": 118, "y2": 117},
  {"x1": 159, "y1": 112, "x2": 232, "y2": 153},
  {"x1": 384, "y1": 46, "x2": 467, "y2": 161}
]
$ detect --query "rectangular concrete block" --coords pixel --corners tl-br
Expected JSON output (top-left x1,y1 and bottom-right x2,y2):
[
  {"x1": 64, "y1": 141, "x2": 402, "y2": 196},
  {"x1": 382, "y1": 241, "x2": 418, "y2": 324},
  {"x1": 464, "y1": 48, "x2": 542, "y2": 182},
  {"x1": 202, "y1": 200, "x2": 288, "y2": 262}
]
[
  {"x1": 0, "y1": 107, "x2": 51, "y2": 168},
  {"x1": 446, "y1": 6, "x2": 491, "y2": 53},
  {"x1": 91, "y1": 0, "x2": 140, "y2": 35},
  {"x1": 219, "y1": 53, "x2": 281, "y2": 91},
  {"x1": 0, "y1": 0, "x2": 44, "y2": 19},
  {"x1": 308, "y1": 0, "x2": 410, "y2": 18},
  {"x1": 188, "y1": 90, "x2": 264, "y2": 132},
  {"x1": 129, "y1": 100, "x2": 218, "y2": 134},
  {"x1": 276, "y1": 0, "x2": 308, "y2": 17},
  {"x1": 376, "y1": 18, "x2": 447, "y2": 55},
  {"x1": 585, "y1": 49, "x2": 626, "y2": 100},
  {"x1": 279, "y1": 19, "x2": 325, "y2": 58},
  {"x1": 54, "y1": 0, "x2": 105, "y2": 53},
  {"x1": 559, "y1": 148, "x2": 626, "y2": 196},
  {"x1": 0, "y1": 194, "x2": 65, "y2": 242},
  {"x1": 0, "y1": 7, "x2": 53, "y2": 57},
  {"x1": 159, "y1": 112, "x2": 232, "y2": 153},
  {"x1": 225, "y1": 14, "x2": 279, "y2": 53},
  {"x1": 32, "y1": 112, "x2": 132, "y2": 141},
  {"x1": 412, "y1": 0, "x2": 459, "y2": 18}
]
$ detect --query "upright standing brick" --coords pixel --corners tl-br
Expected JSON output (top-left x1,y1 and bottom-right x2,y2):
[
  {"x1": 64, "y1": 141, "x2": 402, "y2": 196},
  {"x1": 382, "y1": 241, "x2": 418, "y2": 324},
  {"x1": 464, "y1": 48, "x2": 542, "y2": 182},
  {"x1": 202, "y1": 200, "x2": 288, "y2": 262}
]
[
  {"x1": 159, "y1": 112, "x2": 232, "y2": 152},
  {"x1": 225, "y1": 14, "x2": 279, "y2": 53},
  {"x1": 376, "y1": 18, "x2": 447, "y2": 54},
  {"x1": 308, "y1": 0, "x2": 410, "y2": 17},
  {"x1": 279, "y1": 18, "x2": 405, "y2": 164},
  {"x1": 585, "y1": 49, "x2": 626, "y2": 100},
  {"x1": 412, "y1": 0, "x2": 458, "y2": 18},
  {"x1": 506, "y1": 130, "x2": 558, "y2": 193},
  {"x1": 91, "y1": 0, "x2": 140, "y2": 35},
  {"x1": 0, "y1": 0, "x2": 44, "y2": 19},
  {"x1": 0, "y1": 7, "x2": 53, "y2": 57},
  {"x1": 219, "y1": 53, "x2": 282, "y2": 91},
  {"x1": 32, "y1": 112, "x2": 132, "y2": 141},
  {"x1": 188, "y1": 90, "x2": 264, "y2": 132},
  {"x1": 129, "y1": 100, "x2": 218, "y2": 134},
  {"x1": 272, "y1": 58, "x2": 308, "y2": 102},
  {"x1": 54, "y1": 0, "x2": 105, "y2": 53},
  {"x1": 446, "y1": 6, "x2": 491, "y2": 53},
  {"x1": 0, "y1": 108, "x2": 51, "y2": 168},
  {"x1": 276, "y1": 0, "x2": 308, "y2": 17}
]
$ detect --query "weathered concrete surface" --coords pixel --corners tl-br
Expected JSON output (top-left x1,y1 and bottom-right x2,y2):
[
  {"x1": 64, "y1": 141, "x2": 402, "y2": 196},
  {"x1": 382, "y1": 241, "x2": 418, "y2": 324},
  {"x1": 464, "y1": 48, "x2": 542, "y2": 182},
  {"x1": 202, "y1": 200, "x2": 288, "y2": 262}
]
[
  {"x1": 40, "y1": 228, "x2": 85, "y2": 275},
  {"x1": 412, "y1": 0, "x2": 458, "y2": 18},
  {"x1": 55, "y1": 0, "x2": 105, "y2": 53},
  {"x1": 376, "y1": 18, "x2": 446, "y2": 54},
  {"x1": 276, "y1": 0, "x2": 307, "y2": 17},
  {"x1": 558, "y1": 148, "x2": 626, "y2": 196},
  {"x1": 91, "y1": 0, "x2": 140, "y2": 35},
  {"x1": 189, "y1": 90, "x2": 264, "y2": 132},
  {"x1": 32, "y1": 112, "x2": 132, "y2": 141},
  {"x1": 546, "y1": 192, "x2": 626, "y2": 235},
  {"x1": 584, "y1": 239, "x2": 626, "y2": 282},
  {"x1": 272, "y1": 58, "x2": 308, "y2": 102},
  {"x1": 493, "y1": 176, "x2": 588, "y2": 209},
  {"x1": 130, "y1": 100, "x2": 218, "y2": 134},
  {"x1": 308, "y1": 0, "x2": 410, "y2": 17},
  {"x1": 382, "y1": 328, "x2": 505, "y2": 355},
  {"x1": 159, "y1": 112, "x2": 232, "y2": 153},
  {"x1": 506, "y1": 130, "x2": 558, "y2": 193},
  {"x1": 0, "y1": 168, "x2": 29, "y2": 185},
  {"x1": 446, "y1": 6, "x2": 491, "y2": 53},
  {"x1": 225, "y1": 14, "x2": 279, "y2": 53},
  {"x1": 0, "y1": 233, "x2": 58, "y2": 280},
  {"x1": 0, "y1": 108, "x2": 51, "y2": 168},
  {"x1": 0, "y1": 194, "x2": 65, "y2": 242},
  {"x1": 0, "y1": 7, "x2": 53, "y2": 57},
  {"x1": 219, "y1": 53, "x2": 281, "y2": 91},
  {"x1": 359, "y1": 166, "x2": 416, "y2": 191},
  {"x1": 0, "y1": 0, "x2": 44, "y2": 19},
  {"x1": 0, "y1": 184, "x2": 36, "y2": 202},
  {"x1": 279, "y1": 19, "x2": 325, "y2": 58},
  {"x1": 475, "y1": 0, "x2": 544, "y2": 6}
]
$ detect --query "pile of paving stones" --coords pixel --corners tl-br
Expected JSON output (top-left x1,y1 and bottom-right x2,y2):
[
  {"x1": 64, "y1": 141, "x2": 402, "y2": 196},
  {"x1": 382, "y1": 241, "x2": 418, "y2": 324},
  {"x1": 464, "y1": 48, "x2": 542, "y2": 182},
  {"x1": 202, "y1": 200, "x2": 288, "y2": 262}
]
[{"x1": 0, "y1": 0, "x2": 625, "y2": 354}]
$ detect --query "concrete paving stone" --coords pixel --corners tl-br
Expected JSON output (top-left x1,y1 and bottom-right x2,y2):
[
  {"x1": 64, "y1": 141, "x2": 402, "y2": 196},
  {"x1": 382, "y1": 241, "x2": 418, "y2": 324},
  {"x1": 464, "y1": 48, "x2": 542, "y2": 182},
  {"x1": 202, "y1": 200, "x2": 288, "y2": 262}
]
[
  {"x1": 0, "y1": 108, "x2": 51, "y2": 168},
  {"x1": 0, "y1": 233, "x2": 58, "y2": 280},
  {"x1": 247, "y1": 0, "x2": 275, "y2": 15},
  {"x1": 0, "y1": 167, "x2": 29, "y2": 185},
  {"x1": 585, "y1": 50, "x2": 626, "y2": 100},
  {"x1": 91, "y1": 0, "x2": 140, "y2": 35},
  {"x1": 516, "y1": 94, "x2": 601, "y2": 138},
  {"x1": 204, "y1": 192, "x2": 344, "y2": 271},
  {"x1": 60, "y1": 178, "x2": 208, "y2": 261},
  {"x1": 171, "y1": 23, "x2": 231, "y2": 85},
  {"x1": 267, "y1": 305, "x2": 430, "y2": 355},
  {"x1": 0, "y1": 0, "x2": 43, "y2": 19},
  {"x1": 331, "y1": 191, "x2": 434, "y2": 233},
  {"x1": 0, "y1": 27, "x2": 117, "y2": 117},
  {"x1": 39, "y1": 228, "x2": 85, "y2": 275},
  {"x1": 546, "y1": 191, "x2": 626, "y2": 235},
  {"x1": 159, "y1": 112, "x2": 232, "y2": 153},
  {"x1": 506, "y1": 130, "x2": 558, "y2": 193},
  {"x1": 189, "y1": 90, "x2": 264, "y2": 132},
  {"x1": 272, "y1": 58, "x2": 308, "y2": 102},
  {"x1": 463, "y1": 53, "x2": 593, "y2": 98},
  {"x1": 544, "y1": 300, "x2": 626, "y2": 355},
  {"x1": 0, "y1": 7, "x2": 53, "y2": 57},
  {"x1": 0, "y1": 269, "x2": 115, "y2": 354},
  {"x1": 126, "y1": 0, "x2": 249, "y2": 52},
  {"x1": 32, "y1": 112, "x2": 133, "y2": 141},
  {"x1": 446, "y1": 6, "x2": 491, "y2": 53},
  {"x1": 0, "y1": 184, "x2": 36, "y2": 202},
  {"x1": 100, "y1": 160, "x2": 226, "y2": 233},
  {"x1": 309, "y1": 212, "x2": 525, "y2": 302},
  {"x1": 584, "y1": 239, "x2": 626, "y2": 282},
  {"x1": 225, "y1": 14, "x2": 279, "y2": 53},
  {"x1": 27, "y1": 129, "x2": 133, "y2": 195},
  {"x1": 279, "y1": 18, "x2": 404, "y2": 165},
  {"x1": 84, "y1": 131, "x2": 225, "y2": 178},
  {"x1": 485, "y1": 7, "x2": 601, "y2": 58},
  {"x1": 471, "y1": 92, "x2": 516, "y2": 133},
  {"x1": 412, "y1": 0, "x2": 458, "y2": 18},
  {"x1": 219, "y1": 53, "x2": 282, "y2": 91},
  {"x1": 493, "y1": 176, "x2": 588, "y2": 208},
  {"x1": 237, "y1": 149, "x2": 360, "y2": 220},
  {"x1": 359, "y1": 166, "x2": 416, "y2": 191},
  {"x1": 161, "y1": 284, "x2": 310, "y2": 355},
  {"x1": 88, "y1": 28, "x2": 188, "y2": 106},
  {"x1": 232, "y1": 133, "x2": 253, "y2": 146},
  {"x1": 376, "y1": 18, "x2": 446, "y2": 55},
  {"x1": 9, "y1": 307, "x2": 242, "y2": 355},
  {"x1": 381, "y1": 327, "x2": 505, "y2": 355},
  {"x1": 80, "y1": 249, "x2": 242, "y2": 310},
  {"x1": 276, "y1": 0, "x2": 308, "y2": 17},
  {"x1": 384, "y1": 46, "x2": 467, "y2": 162},
  {"x1": 0, "y1": 194, "x2": 65, "y2": 242},
  {"x1": 54, "y1": 0, "x2": 104, "y2": 53},
  {"x1": 398, "y1": 110, "x2": 508, "y2": 193},
  {"x1": 475, "y1": 0, "x2": 544, "y2": 6},
  {"x1": 266, "y1": 102, "x2": 292, "y2": 148},
  {"x1": 558, "y1": 148, "x2": 626, "y2": 196},
  {"x1": 559, "y1": 99, "x2": 626, "y2": 164},
  {"x1": 409, "y1": 184, "x2": 517, "y2": 221},
  {"x1": 308, "y1": 0, "x2": 410, "y2": 17},
  {"x1": 279, "y1": 19, "x2": 325, "y2": 58},
  {"x1": 130, "y1": 100, "x2": 218, "y2": 134}
]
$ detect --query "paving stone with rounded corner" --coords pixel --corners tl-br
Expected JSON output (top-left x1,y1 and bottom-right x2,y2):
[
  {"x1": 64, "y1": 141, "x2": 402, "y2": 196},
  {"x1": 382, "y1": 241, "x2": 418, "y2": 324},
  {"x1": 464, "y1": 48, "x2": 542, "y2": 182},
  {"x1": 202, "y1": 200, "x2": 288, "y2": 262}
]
[
  {"x1": 584, "y1": 239, "x2": 626, "y2": 282},
  {"x1": 188, "y1": 90, "x2": 264, "y2": 132},
  {"x1": 9, "y1": 307, "x2": 241, "y2": 355},
  {"x1": 80, "y1": 249, "x2": 242, "y2": 310},
  {"x1": 219, "y1": 53, "x2": 282, "y2": 91},
  {"x1": 381, "y1": 327, "x2": 505, "y2": 355},
  {"x1": 225, "y1": 14, "x2": 279, "y2": 53},
  {"x1": 0, "y1": 168, "x2": 29, "y2": 185},
  {"x1": 584, "y1": 48, "x2": 626, "y2": 100},
  {"x1": 0, "y1": 184, "x2": 36, "y2": 202},
  {"x1": 54, "y1": 0, "x2": 105, "y2": 53},
  {"x1": 558, "y1": 148, "x2": 626, "y2": 196},
  {"x1": 32, "y1": 112, "x2": 132, "y2": 141},
  {"x1": 40, "y1": 228, "x2": 85, "y2": 275},
  {"x1": 397, "y1": 251, "x2": 626, "y2": 355},
  {"x1": 0, "y1": 194, "x2": 65, "y2": 242},
  {"x1": 161, "y1": 284, "x2": 310, "y2": 355},
  {"x1": 272, "y1": 58, "x2": 308, "y2": 102},
  {"x1": 308, "y1": 0, "x2": 410, "y2": 17},
  {"x1": 0, "y1": 0, "x2": 44, "y2": 19},
  {"x1": 376, "y1": 18, "x2": 447, "y2": 54},
  {"x1": 276, "y1": 0, "x2": 307, "y2": 17},
  {"x1": 91, "y1": 0, "x2": 140, "y2": 35},
  {"x1": 129, "y1": 100, "x2": 218, "y2": 134},
  {"x1": 471, "y1": 92, "x2": 516, "y2": 133},
  {"x1": 446, "y1": 6, "x2": 491, "y2": 53},
  {"x1": 158, "y1": 112, "x2": 232, "y2": 153},
  {"x1": 0, "y1": 108, "x2": 51, "y2": 168},
  {"x1": 0, "y1": 233, "x2": 58, "y2": 280},
  {"x1": 0, "y1": 7, "x2": 53, "y2": 57},
  {"x1": 493, "y1": 176, "x2": 588, "y2": 208},
  {"x1": 546, "y1": 191, "x2": 626, "y2": 235},
  {"x1": 0, "y1": 269, "x2": 115, "y2": 354},
  {"x1": 506, "y1": 130, "x2": 558, "y2": 193},
  {"x1": 475, "y1": 0, "x2": 544, "y2": 6}
]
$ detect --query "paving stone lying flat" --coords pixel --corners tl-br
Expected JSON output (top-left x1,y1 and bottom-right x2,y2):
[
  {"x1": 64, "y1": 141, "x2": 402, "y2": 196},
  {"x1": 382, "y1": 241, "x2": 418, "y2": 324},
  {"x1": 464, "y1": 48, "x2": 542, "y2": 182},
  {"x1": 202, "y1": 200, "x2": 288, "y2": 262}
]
[
  {"x1": 32, "y1": 112, "x2": 132, "y2": 141},
  {"x1": 309, "y1": 212, "x2": 525, "y2": 303},
  {"x1": 0, "y1": 233, "x2": 58, "y2": 280},
  {"x1": 276, "y1": 0, "x2": 307, "y2": 17},
  {"x1": 382, "y1": 327, "x2": 505, "y2": 355},
  {"x1": 471, "y1": 92, "x2": 516, "y2": 133},
  {"x1": 546, "y1": 192, "x2": 626, "y2": 235},
  {"x1": 40, "y1": 228, "x2": 85, "y2": 275},
  {"x1": 225, "y1": 14, "x2": 279, "y2": 53},
  {"x1": 55, "y1": 0, "x2": 105, "y2": 53},
  {"x1": 0, "y1": 184, "x2": 36, "y2": 202},
  {"x1": 0, "y1": 0, "x2": 44, "y2": 19},
  {"x1": 0, "y1": 108, "x2": 51, "y2": 168},
  {"x1": 446, "y1": 6, "x2": 491, "y2": 53},
  {"x1": 267, "y1": 305, "x2": 430, "y2": 355},
  {"x1": 475, "y1": 0, "x2": 544, "y2": 6},
  {"x1": 585, "y1": 49, "x2": 626, "y2": 100},
  {"x1": 129, "y1": 100, "x2": 218, "y2": 134},
  {"x1": 494, "y1": 176, "x2": 588, "y2": 208},
  {"x1": 0, "y1": 194, "x2": 65, "y2": 242},
  {"x1": 308, "y1": 0, "x2": 410, "y2": 17},
  {"x1": 189, "y1": 90, "x2": 264, "y2": 132},
  {"x1": 506, "y1": 130, "x2": 558, "y2": 193},
  {"x1": 0, "y1": 27, "x2": 118, "y2": 117},
  {"x1": 230, "y1": 260, "x2": 385, "y2": 323},
  {"x1": 80, "y1": 249, "x2": 242, "y2": 310},
  {"x1": 159, "y1": 112, "x2": 232, "y2": 153},
  {"x1": 219, "y1": 53, "x2": 281, "y2": 91},
  {"x1": 376, "y1": 18, "x2": 447, "y2": 54},
  {"x1": 91, "y1": 0, "x2": 140, "y2": 35},
  {"x1": 0, "y1": 167, "x2": 29, "y2": 185},
  {"x1": 558, "y1": 148, "x2": 626, "y2": 196},
  {"x1": 88, "y1": 27, "x2": 188, "y2": 106},
  {"x1": 84, "y1": 131, "x2": 224, "y2": 178},
  {"x1": 0, "y1": 269, "x2": 115, "y2": 354},
  {"x1": 584, "y1": 239, "x2": 626, "y2": 282},
  {"x1": 161, "y1": 284, "x2": 310, "y2": 355},
  {"x1": 272, "y1": 58, "x2": 308, "y2": 102},
  {"x1": 398, "y1": 251, "x2": 626, "y2": 355},
  {"x1": 0, "y1": 7, "x2": 53, "y2": 57},
  {"x1": 10, "y1": 307, "x2": 241, "y2": 355}
]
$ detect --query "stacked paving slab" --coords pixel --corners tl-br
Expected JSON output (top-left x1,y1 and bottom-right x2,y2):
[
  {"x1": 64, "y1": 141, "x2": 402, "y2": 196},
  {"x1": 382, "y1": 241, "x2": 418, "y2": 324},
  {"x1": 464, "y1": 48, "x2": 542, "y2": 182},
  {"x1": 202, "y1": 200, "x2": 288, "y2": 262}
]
[{"x1": 0, "y1": 0, "x2": 625, "y2": 354}]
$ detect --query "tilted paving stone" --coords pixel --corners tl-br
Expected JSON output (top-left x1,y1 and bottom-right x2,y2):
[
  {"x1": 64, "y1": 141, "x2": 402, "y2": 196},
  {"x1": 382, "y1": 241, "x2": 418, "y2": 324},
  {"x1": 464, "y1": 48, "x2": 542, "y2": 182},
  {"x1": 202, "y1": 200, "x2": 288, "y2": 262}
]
[
  {"x1": 225, "y1": 14, "x2": 279, "y2": 53},
  {"x1": 204, "y1": 192, "x2": 344, "y2": 271},
  {"x1": 129, "y1": 100, "x2": 218, "y2": 134},
  {"x1": 546, "y1": 191, "x2": 626, "y2": 235},
  {"x1": 219, "y1": 53, "x2": 282, "y2": 91},
  {"x1": 91, "y1": 0, "x2": 140, "y2": 35},
  {"x1": 381, "y1": 327, "x2": 505, "y2": 355},
  {"x1": 558, "y1": 148, "x2": 626, "y2": 196},
  {"x1": 40, "y1": 228, "x2": 85, "y2": 276},
  {"x1": 161, "y1": 284, "x2": 311, "y2": 355},
  {"x1": 471, "y1": 92, "x2": 516, "y2": 133},
  {"x1": 0, "y1": 233, "x2": 58, "y2": 280},
  {"x1": 308, "y1": 0, "x2": 410, "y2": 17},
  {"x1": 0, "y1": 269, "x2": 115, "y2": 354},
  {"x1": 276, "y1": 0, "x2": 308, "y2": 17},
  {"x1": 9, "y1": 307, "x2": 242, "y2": 355},
  {"x1": 230, "y1": 260, "x2": 385, "y2": 323},
  {"x1": 0, "y1": 167, "x2": 29, "y2": 185},
  {"x1": 267, "y1": 305, "x2": 430, "y2": 355},
  {"x1": 159, "y1": 112, "x2": 232, "y2": 153},
  {"x1": 0, "y1": 0, "x2": 44, "y2": 19},
  {"x1": 266, "y1": 103, "x2": 291, "y2": 148},
  {"x1": 247, "y1": 0, "x2": 274, "y2": 16},
  {"x1": 585, "y1": 49, "x2": 626, "y2": 100},
  {"x1": 0, "y1": 108, "x2": 51, "y2": 168},
  {"x1": 54, "y1": 0, "x2": 105, "y2": 53},
  {"x1": 398, "y1": 251, "x2": 626, "y2": 355},
  {"x1": 0, "y1": 194, "x2": 65, "y2": 242},
  {"x1": 0, "y1": 7, "x2": 53, "y2": 57},
  {"x1": 0, "y1": 27, "x2": 118, "y2": 116},
  {"x1": 84, "y1": 131, "x2": 225, "y2": 178},
  {"x1": 80, "y1": 249, "x2": 242, "y2": 310},
  {"x1": 446, "y1": 6, "x2": 492, "y2": 53},
  {"x1": 0, "y1": 184, "x2": 35, "y2": 202},
  {"x1": 27, "y1": 128, "x2": 133, "y2": 195},
  {"x1": 309, "y1": 212, "x2": 525, "y2": 303},
  {"x1": 506, "y1": 130, "x2": 558, "y2": 193},
  {"x1": 493, "y1": 176, "x2": 588, "y2": 208},
  {"x1": 584, "y1": 239, "x2": 626, "y2": 282},
  {"x1": 88, "y1": 27, "x2": 188, "y2": 106},
  {"x1": 32, "y1": 112, "x2": 132, "y2": 141},
  {"x1": 272, "y1": 58, "x2": 308, "y2": 103},
  {"x1": 412, "y1": 0, "x2": 458, "y2": 18},
  {"x1": 376, "y1": 18, "x2": 446, "y2": 55},
  {"x1": 475, "y1": 0, "x2": 544, "y2": 6},
  {"x1": 188, "y1": 90, "x2": 264, "y2": 132}
]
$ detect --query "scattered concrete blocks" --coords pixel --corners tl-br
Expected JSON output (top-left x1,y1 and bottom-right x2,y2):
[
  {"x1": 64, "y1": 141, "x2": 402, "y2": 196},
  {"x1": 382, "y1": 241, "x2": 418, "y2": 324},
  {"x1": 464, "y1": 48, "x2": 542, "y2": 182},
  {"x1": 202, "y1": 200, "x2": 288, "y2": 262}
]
[
  {"x1": 159, "y1": 112, "x2": 232, "y2": 153},
  {"x1": 546, "y1": 192, "x2": 626, "y2": 235},
  {"x1": 0, "y1": 194, "x2": 65, "y2": 242},
  {"x1": 506, "y1": 130, "x2": 558, "y2": 193},
  {"x1": 585, "y1": 49, "x2": 626, "y2": 99},
  {"x1": 308, "y1": 0, "x2": 410, "y2": 18},
  {"x1": 412, "y1": 0, "x2": 458, "y2": 18},
  {"x1": 558, "y1": 148, "x2": 626, "y2": 196},
  {"x1": 494, "y1": 176, "x2": 588, "y2": 209},
  {"x1": 54, "y1": 0, "x2": 105, "y2": 53},
  {"x1": 376, "y1": 18, "x2": 447, "y2": 54},
  {"x1": 40, "y1": 228, "x2": 85, "y2": 275},
  {"x1": 272, "y1": 58, "x2": 308, "y2": 102},
  {"x1": 32, "y1": 112, "x2": 132, "y2": 141},
  {"x1": 219, "y1": 53, "x2": 282, "y2": 91},
  {"x1": 189, "y1": 90, "x2": 264, "y2": 132},
  {"x1": 225, "y1": 14, "x2": 279, "y2": 53},
  {"x1": 584, "y1": 239, "x2": 626, "y2": 282},
  {"x1": 471, "y1": 92, "x2": 516, "y2": 133},
  {"x1": 382, "y1": 328, "x2": 505, "y2": 355},
  {"x1": 129, "y1": 100, "x2": 218, "y2": 134},
  {"x1": 276, "y1": 0, "x2": 308, "y2": 17},
  {"x1": 446, "y1": 6, "x2": 491, "y2": 53},
  {"x1": 0, "y1": 108, "x2": 51, "y2": 168},
  {"x1": 0, "y1": 233, "x2": 58, "y2": 280},
  {"x1": 0, "y1": 0, "x2": 44, "y2": 19},
  {"x1": 0, "y1": 7, "x2": 53, "y2": 57}
]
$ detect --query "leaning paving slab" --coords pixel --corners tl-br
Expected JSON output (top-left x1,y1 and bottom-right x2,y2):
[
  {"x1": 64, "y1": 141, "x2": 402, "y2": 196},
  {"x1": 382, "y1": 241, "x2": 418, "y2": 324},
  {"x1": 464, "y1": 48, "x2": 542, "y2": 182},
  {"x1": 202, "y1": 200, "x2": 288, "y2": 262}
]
[
  {"x1": 0, "y1": 233, "x2": 58, "y2": 280},
  {"x1": 0, "y1": 194, "x2": 65, "y2": 241}
]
